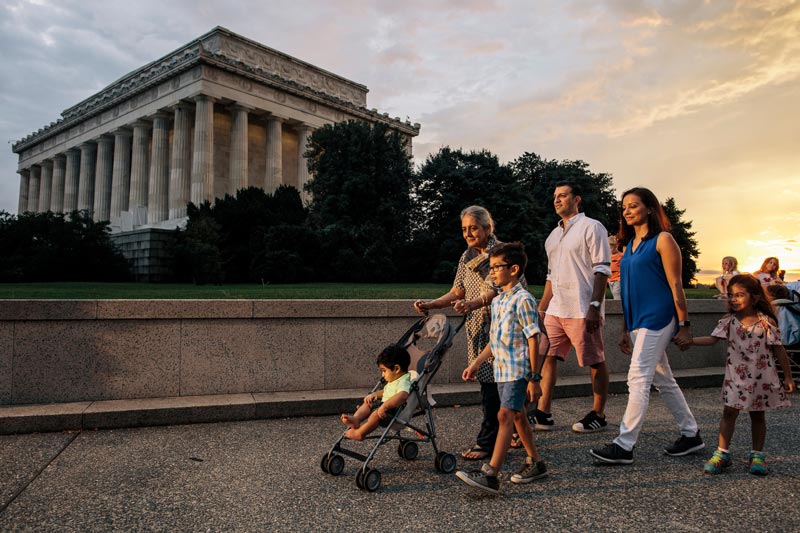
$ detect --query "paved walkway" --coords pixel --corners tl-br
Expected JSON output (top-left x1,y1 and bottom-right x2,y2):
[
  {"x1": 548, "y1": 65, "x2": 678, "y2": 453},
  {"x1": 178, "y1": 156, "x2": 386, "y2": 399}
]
[{"x1": 1, "y1": 387, "x2": 798, "y2": 532}]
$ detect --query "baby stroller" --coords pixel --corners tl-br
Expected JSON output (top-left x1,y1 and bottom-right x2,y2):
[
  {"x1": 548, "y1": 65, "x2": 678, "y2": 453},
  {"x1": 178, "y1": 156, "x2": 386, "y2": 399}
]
[
  {"x1": 774, "y1": 287, "x2": 800, "y2": 382},
  {"x1": 320, "y1": 313, "x2": 464, "y2": 492}
]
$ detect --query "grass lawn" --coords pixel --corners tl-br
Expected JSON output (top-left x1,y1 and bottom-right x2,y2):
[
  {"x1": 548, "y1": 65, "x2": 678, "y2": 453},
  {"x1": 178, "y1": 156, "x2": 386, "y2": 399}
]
[{"x1": 0, "y1": 282, "x2": 720, "y2": 300}]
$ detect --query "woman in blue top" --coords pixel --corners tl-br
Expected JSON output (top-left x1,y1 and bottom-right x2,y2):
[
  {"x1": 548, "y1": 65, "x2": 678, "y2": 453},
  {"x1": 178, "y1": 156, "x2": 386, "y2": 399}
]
[{"x1": 590, "y1": 187, "x2": 703, "y2": 464}]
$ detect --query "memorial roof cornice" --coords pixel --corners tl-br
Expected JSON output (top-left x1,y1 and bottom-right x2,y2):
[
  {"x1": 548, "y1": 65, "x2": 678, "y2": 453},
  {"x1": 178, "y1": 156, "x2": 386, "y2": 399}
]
[{"x1": 13, "y1": 26, "x2": 420, "y2": 154}]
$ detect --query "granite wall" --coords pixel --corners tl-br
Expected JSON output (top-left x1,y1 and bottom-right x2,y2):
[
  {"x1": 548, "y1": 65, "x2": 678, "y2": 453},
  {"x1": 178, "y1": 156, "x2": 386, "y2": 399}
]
[{"x1": 0, "y1": 299, "x2": 727, "y2": 406}]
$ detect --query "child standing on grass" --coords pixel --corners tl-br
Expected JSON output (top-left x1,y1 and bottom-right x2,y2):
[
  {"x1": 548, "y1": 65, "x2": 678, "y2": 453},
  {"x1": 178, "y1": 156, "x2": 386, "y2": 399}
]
[
  {"x1": 683, "y1": 274, "x2": 795, "y2": 475},
  {"x1": 455, "y1": 242, "x2": 547, "y2": 495},
  {"x1": 341, "y1": 345, "x2": 411, "y2": 441}
]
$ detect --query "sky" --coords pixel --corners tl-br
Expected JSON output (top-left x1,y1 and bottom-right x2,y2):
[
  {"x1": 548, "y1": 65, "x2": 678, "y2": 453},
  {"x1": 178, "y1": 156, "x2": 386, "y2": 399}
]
[{"x1": 1, "y1": 0, "x2": 799, "y2": 283}]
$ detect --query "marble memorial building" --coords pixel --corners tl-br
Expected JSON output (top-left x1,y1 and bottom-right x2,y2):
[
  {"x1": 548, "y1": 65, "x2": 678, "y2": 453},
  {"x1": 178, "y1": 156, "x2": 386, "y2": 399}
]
[{"x1": 11, "y1": 27, "x2": 420, "y2": 279}]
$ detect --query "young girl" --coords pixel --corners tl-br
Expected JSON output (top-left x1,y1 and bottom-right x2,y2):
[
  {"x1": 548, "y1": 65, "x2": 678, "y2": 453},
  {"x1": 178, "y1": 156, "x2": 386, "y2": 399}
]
[
  {"x1": 714, "y1": 256, "x2": 739, "y2": 299},
  {"x1": 685, "y1": 274, "x2": 795, "y2": 475},
  {"x1": 754, "y1": 257, "x2": 784, "y2": 286}
]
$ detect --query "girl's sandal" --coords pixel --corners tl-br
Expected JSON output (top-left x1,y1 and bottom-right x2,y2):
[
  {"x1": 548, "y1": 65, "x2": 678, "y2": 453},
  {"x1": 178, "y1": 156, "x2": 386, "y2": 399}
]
[
  {"x1": 510, "y1": 433, "x2": 523, "y2": 448},
  {"x1": 461, "y1": 445, "x2": 491, "y2": 460}
]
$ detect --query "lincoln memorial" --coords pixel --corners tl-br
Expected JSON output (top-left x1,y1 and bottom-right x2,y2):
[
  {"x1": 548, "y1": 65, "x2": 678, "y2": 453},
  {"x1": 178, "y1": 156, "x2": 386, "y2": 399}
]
[{"x1": 10, "y1": 27, "x2": 420, "y2": 278}]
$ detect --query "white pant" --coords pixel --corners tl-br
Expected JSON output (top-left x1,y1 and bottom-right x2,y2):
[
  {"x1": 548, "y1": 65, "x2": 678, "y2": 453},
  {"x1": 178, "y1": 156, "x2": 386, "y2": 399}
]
[{"x1": 614, "y1": 318, "x2": 698, "y2": 452}]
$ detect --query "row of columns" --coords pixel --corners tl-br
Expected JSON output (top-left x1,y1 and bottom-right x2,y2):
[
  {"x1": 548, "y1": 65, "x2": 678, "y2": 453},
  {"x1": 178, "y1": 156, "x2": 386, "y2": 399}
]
[{"x1": 17, "y1": 96, "x2": 315, "y2": 224}]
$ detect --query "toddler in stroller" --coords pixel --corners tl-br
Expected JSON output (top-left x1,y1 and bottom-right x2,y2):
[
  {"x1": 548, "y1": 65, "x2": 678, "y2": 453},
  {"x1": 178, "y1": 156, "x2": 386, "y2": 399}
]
[{"x1": 321, "y1": 313, "x2": 463, "y2": 491}]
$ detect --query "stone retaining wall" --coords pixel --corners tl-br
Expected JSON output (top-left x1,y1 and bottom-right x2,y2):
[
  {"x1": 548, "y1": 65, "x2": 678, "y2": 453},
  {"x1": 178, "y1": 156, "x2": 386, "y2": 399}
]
[{"x1": 0, "y1": 299, "x2": 727, "y2": 406}]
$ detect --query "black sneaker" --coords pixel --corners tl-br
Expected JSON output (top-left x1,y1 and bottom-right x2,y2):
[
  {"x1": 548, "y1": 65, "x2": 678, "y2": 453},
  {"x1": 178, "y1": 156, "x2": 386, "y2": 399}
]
[
  {"x1": 528, "y1": 408, "x2": 554, "y2": 431},
  {"x1": 572, "y1": 411, "x2": 608, "y2": 433},
  {"x1": 455, "y1": 463, "x2": 500, "y2": 495},
  {"x1": 664, "y1": 432, "x2": 705, "y2": 456},
  {"x1": 590, "y1": 443, "x2": 634, "y2": 465}
]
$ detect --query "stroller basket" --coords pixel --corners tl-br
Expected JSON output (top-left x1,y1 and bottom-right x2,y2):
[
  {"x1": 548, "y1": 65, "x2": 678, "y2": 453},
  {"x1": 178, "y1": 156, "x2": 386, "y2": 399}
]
[{"x1": 320, "y1": 313, "x2": 465, "y2": 492}]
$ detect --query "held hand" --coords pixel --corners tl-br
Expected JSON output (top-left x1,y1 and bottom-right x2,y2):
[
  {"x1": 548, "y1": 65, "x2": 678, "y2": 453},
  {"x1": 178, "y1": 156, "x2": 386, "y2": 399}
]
[
  {"x1": 785, "y1": 379, "x2": 796, "y2": 394},
  {"x1": 673, "y1": 329, "x2": 692, "y2": 349},
  {"x1": 413, "y1": 299, "x2": 430, "y2": 315},
  {"x1": 453, "y1": 299, "x2": 472, "y2": 314},
  {"x1": 619, "y1": 332, "x2": 632, "y2": 355}
]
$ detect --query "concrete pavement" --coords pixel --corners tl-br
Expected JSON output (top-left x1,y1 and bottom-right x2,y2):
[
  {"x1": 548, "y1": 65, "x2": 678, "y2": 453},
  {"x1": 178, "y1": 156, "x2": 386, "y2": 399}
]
[{"x1": 1, "y1": 386, "x2": 798, "y2": 532}]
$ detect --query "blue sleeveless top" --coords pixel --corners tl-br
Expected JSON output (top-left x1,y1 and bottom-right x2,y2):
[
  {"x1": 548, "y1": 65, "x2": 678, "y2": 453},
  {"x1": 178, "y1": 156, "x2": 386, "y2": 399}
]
[{"x1": 620, "y1": 234, "x2": 676, "y2": 331}]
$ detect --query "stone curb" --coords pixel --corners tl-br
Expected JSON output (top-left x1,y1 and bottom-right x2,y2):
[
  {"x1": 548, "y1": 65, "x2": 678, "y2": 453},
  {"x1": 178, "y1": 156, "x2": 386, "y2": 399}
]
[{"x1": 0, "y1": 368, "x2": 724, "y2": 435}]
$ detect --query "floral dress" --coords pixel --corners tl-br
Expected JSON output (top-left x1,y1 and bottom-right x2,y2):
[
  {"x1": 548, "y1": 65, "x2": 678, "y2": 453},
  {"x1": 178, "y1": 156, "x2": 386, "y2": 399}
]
[{"x1": 712, "y1": 313, "x2": 790, "y2": 411}]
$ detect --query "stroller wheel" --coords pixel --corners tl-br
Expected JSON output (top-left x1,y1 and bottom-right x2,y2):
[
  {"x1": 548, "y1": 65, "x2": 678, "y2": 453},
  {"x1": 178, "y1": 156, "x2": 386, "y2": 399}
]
[
  {"x1": 398, "y1": 441, "x2": 419, "y2": 460},
  {"x1": 435, "y1": 452, "x2": 457, "y2": 474},
  {"x1": 320, "y1": 454, "x2": 329, "y2": 473},
  {"x1": 363, "y1": 468, "x2": 381, "y2": 492},
  {"x1": 326, "y1": 454, "x2": 345, "y2": 476},
  {"x1": 355, "y1": 469, "x2": 365, "y2": 489}
]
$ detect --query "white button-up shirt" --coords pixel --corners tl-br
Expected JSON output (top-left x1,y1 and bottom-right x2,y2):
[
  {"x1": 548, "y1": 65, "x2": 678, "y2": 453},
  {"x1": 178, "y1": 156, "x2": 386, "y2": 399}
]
[{"x1": 545, "y1": 212, "x2": 611, "y2": 319}]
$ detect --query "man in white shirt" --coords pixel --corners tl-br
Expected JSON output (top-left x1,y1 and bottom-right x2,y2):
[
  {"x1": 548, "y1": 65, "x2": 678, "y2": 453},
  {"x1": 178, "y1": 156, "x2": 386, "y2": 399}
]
[{"x1": 533, "y1": 182, "x2": 612, "y2": 433}]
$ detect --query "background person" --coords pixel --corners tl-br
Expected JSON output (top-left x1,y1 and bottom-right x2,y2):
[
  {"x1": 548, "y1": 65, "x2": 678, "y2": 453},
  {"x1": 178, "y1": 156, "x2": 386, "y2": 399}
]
[
  {"x1": 590, "y1": 187, "x2": 703, "y2": 464},
  {"x1": 535, "y1": 181, "x2": 611, "y2": 434},
  {"x1": 608, "y1": 234, "x2": 623, "y2": 299},
  {"x1": 714, "y1": 256, "x2": 740, "y2": 299},
  {"x1": 754, "y1": 257, "x2": 784, "y2": 286},
  {"x1": 414, "y1": 205, "x2": 505, "y2": 461}
]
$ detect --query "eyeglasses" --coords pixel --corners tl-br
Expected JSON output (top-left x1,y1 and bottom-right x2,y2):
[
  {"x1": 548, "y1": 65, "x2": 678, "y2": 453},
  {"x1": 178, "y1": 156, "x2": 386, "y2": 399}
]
[{"x1": 489, "y1": 264, "x2": 510, "y2": 272}]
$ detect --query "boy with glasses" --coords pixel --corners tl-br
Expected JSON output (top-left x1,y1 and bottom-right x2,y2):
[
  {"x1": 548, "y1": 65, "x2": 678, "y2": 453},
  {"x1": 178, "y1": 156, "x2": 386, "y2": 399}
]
[{"x1": 456, "y1": 242, "x2": 548, "y2": 495}]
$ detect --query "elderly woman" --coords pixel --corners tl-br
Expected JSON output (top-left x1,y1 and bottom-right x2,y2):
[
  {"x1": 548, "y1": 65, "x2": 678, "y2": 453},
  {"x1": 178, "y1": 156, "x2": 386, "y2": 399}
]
[
  {"x1": 414, "y1": 205, "x2": 509, "y2": 460},
  {"x1": 590, "y1": 187, "x2": 703, "y2": 464}
]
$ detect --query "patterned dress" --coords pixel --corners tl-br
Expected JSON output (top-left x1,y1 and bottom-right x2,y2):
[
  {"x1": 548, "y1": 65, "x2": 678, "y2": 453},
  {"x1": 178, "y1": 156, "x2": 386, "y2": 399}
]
[
  {"x1": 711, "y1": 313, "x2": 790, "y2": 411},
  {"x1": 453, "y1": 236, "x2": 501, "y2": 383}
]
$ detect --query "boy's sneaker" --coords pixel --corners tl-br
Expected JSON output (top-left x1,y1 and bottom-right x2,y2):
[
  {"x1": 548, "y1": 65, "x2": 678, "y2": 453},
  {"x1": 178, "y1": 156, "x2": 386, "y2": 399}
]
[
  {"x1": 664, "y1": 432, "x2": 705, "y2": 456},
  {"x1": 589, "y1": 443, "x2": 634, "y2": 465},
  {"x1": 749, "y1": 451, "x2": 768, "y2": 476},
  {"x1": 510, "y1": 456, "x2": 548, "y2": 484},
  {"x1": 455, "y1": 463, "x2": 500, "y2": 495},
  {"x1": 703, "y1": 449, "x2": 732, "y2": 475},
  {"x1": 528, "y1": 408, "x2": 554, "y2": 431},
  {"x1": 572, "y1": 411, "x2": 608, "y2": 433}
]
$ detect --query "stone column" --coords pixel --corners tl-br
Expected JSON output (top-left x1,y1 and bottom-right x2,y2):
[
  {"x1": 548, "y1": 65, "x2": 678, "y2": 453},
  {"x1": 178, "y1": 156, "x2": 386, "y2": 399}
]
[
  {"x1": 63, "y1": 148, "x2": 81, "y2": 212},
  {"x1": 50, "y1": 154, "x2": 66, "y2": 213},
  {"x1": 129, "y1": 120, "x2": 151, "y2": 214},
  {"x1": 27, "y1": 165, "x2": 41, "y2": 213},
  {"x1": 93, "y1": 135, "x2": 114, "y2": 222},
  {"x1": 17, "y1": 169, "x2": 29, "y2": 214},
  {"x1": 170, "y1": 103, "x2": 192, "y2": 219},
  {"x1": 147, "y1": 112, "x2": 171, "y2": 224},
  {"x1": 296, "y1": 125, "x2": 314, "y2": 203},
  {"x1": 77, "y1": 142, "x2": 97, "y2": 214},
  {"x1": 265, "y1": 116, "x2": 283, "y2": 193},
  {"x1": 110, "y1": 129, "x2": 132, "y2": 219},
  {"x1": 229, "y1": 104, "x2": 251, "y2": 194},
  {"x1": 38, "y1": 159, "x2": 53, "y2": 213},
  {"x1": 191, "y1": 95, "x2": 215, "y2": 205}
]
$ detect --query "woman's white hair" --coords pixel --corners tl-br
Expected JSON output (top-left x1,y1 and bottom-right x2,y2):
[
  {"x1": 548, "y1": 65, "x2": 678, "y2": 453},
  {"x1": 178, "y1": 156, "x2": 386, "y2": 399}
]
[{"x1": 460, "y1": 205, "x2": 495, "y2": 236}]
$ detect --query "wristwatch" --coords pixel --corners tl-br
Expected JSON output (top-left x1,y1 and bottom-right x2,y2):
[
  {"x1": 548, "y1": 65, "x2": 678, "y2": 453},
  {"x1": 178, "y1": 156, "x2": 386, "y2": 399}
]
[
  {"x1": 679, "y1": 320, "x2": 691, "y2": 327},
  {"x1": 589, "y1": 300, "x2": 601, "y2": 309},
  {"x1": 530, "y1": 372, "x2": 542, "y2": 382}
]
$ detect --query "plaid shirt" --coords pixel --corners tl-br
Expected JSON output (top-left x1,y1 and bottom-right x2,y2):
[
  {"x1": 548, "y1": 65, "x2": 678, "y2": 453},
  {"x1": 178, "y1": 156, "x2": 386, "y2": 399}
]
[{"x1": 489, "y1": 282, "x2": 541, "y2": 382}]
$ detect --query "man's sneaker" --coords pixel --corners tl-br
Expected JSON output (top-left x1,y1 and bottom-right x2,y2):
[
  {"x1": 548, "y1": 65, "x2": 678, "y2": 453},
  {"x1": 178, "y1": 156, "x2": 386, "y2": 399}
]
[
  {"x1": 455, "y1": 463, "x2": 500, "y2": 495},
  {"x1": 664, "y1": 432, "x2": 705, "y2": 456},
  {"x1": 510, "y1": 456, "x2": 548, "y2": 484},
  {"x1": 572, "y1": 411, "x2": 608, "y2": 433},
  {"x1": 589, "y1": 443, "x2": 634, "y2": 465},
  {"x1": 749, "y1": 451, "x2": 768, "y2": 476},
  {"x1": 528, "y1": 408, "x2": 554, "y2": 431},
  {"x1": 703, "y1": 449, "x2": 732, "y2": 475}
]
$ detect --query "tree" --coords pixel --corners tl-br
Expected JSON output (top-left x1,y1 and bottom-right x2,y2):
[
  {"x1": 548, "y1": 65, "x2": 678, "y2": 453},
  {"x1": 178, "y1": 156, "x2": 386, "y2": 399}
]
[
  {"x1": 410, "y1": 147, "x2": 529, "y2": 282},
  {"x1": 662, "y1": 197, "x2": 700, "y2": 287},
  {"x1": 509, "y1": 152, "x2": 620, "y2": 283},
  {"x1": 0, "y1": 210, "x2": 130, "y2": 282},
  {"x1": 305, "y1": 120, "x2": 414, "y2": 281}
]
